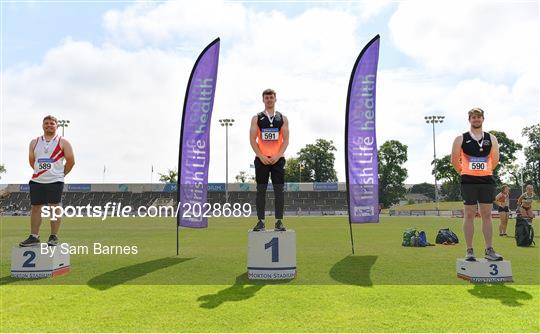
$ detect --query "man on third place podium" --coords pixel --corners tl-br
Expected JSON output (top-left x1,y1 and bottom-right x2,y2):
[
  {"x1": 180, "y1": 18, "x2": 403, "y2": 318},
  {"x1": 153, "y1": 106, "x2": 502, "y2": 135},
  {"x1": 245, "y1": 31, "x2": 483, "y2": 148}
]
[
  {"x1": 451, "y1": 108, "x2": 503, "y2": 262},
  {"x1": 250, "y1": 89, "x2": 289, "y2": 232},
  {"x1": 19, "y1": 115, "x2": 75, "y2": 247}
]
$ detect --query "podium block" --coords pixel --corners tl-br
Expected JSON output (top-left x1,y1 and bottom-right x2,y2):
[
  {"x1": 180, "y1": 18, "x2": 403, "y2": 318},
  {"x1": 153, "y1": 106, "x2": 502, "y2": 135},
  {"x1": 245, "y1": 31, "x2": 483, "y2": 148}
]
[
  {"x1": 456, "y1": 258, "x2": 512, "y2": 283},
  {"x1": 11, "y1": 244, "x2": 70, "y2": 278},
  {"x1": 248, "y1": 230, "x2": 296, "y2": 280}
]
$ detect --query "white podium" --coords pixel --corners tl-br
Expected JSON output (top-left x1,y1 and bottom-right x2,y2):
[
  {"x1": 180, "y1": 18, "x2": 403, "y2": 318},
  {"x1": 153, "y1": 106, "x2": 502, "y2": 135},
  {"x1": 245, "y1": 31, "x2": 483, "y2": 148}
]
[
  {"x1": 456, "y1": 258, "x2": 513, "y2": 283},
  {"x1": 247, "y1": 230, "x2": 296, "y2": 280},
  {"x1": 11, "y1": 244, "x2": 70, "y2": 278}
]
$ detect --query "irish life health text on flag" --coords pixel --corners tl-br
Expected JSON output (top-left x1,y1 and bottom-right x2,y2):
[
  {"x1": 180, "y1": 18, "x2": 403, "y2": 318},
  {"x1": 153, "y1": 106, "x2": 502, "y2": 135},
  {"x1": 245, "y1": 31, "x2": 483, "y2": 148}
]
[
  {"x1": 345, "y1": 35, "x2": 380, "y2": 224},
  {"x1": 177, "y1": 38, "x2": 220, "y2": 228}
]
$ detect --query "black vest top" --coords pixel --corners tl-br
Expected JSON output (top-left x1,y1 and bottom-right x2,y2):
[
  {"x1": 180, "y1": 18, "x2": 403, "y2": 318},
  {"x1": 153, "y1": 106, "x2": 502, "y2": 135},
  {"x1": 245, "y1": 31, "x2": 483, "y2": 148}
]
[
  {"x1": 257, "y1": 111, "x2": 283, "y2": 130},
  {"x1": 461, "y1": 131, "x2": 492, "y2": 157}
]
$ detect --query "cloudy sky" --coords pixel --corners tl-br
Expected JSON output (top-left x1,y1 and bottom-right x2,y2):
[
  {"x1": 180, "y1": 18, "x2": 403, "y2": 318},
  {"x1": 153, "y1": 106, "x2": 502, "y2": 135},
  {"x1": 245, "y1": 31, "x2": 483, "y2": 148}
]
[{"x1": 1, "y1": 0, "x2": 538, "y2": 184}]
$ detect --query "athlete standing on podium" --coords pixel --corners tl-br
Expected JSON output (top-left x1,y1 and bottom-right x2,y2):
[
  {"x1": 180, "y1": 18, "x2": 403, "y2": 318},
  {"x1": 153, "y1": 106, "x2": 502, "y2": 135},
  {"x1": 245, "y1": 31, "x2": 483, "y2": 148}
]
[
  {"x1": 451, "y1": 108, "x2": 503, "y2": 262},
  {"x1": 19, "y1": 115, "x2": 75, "y2": 247},
  {"x1": 250, "y1": 89, "x2": 289, "y2": 231}
]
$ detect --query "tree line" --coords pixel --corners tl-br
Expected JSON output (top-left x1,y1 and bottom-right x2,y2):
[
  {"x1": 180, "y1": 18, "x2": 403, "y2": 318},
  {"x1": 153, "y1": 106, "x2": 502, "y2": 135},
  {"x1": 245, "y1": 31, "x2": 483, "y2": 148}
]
[{"x1": 112, "y1": 123, "x2": 540, "y2": 208}]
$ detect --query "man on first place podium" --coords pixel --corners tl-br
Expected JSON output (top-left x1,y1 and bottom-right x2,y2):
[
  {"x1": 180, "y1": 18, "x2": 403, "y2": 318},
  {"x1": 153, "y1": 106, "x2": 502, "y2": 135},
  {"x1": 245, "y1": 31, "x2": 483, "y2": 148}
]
[
  {"x1": 250, "y1": 89, "x2": 289, "y2": 232},
  {"x1": 19, "y1": 115, "x2": 75, "y2": 247}
]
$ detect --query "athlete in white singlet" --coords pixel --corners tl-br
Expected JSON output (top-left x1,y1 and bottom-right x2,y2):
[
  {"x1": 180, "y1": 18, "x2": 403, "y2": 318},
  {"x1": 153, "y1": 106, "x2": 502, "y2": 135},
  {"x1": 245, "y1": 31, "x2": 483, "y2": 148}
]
[{"x1": 19, "y1": 115, "x2": 75, "y2": 247}]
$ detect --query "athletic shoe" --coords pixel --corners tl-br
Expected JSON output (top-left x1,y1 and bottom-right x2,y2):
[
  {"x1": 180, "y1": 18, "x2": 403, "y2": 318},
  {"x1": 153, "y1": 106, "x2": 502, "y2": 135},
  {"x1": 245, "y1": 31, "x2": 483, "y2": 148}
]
[
  {"x1": 253, "y1": 220, "x2": 265, "y2": 231},
  {"x1": 275, "y1": 220, "x2": 286, "y2": 231},
  {"x1": 499, "y1": 233, "x2": 504, "y2": 236},
  {"x1": 485, "y1": 247, "x2": 503, "y2": 261},
  {"x1": 465, "y1": 248, "x2": 476, "y2": 262},
  {"x1": 47, "y1": 235, "x2": 59, "y2": 247},
  {"x1": 19, "y1": 235, "x2": 40, "y2": 247}
]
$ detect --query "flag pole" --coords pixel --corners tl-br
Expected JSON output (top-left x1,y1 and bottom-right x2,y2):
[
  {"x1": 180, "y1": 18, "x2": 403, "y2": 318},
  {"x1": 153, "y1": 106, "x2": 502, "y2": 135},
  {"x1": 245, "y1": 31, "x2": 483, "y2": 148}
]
[{"x1": 349, "y1": 221, "x2": 355, "y2": 254}]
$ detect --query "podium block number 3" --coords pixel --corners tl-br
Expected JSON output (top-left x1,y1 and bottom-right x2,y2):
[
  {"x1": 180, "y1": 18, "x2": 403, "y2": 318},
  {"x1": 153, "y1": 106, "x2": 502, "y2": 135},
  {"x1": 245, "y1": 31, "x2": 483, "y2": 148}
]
[
  {"x1": 23, "y1": 250, "x2": 37, "y2": 268},
  {"x1": 264, "y1": 237, "x2": 279, "y2": 262},
  {"x1": 489, "y1": 264, "x2": 498, "y2": 276}
]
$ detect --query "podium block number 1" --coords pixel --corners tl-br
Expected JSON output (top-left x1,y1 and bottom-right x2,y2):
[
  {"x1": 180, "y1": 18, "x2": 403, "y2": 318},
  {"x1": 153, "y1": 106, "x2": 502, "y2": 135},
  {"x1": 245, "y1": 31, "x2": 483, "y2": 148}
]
[
  {"x1": 23, "y1": 250, "x2": 37, "y2": 268},
  {"x1": 265, "y1": 237, "x2": 279, "y2": 262}
]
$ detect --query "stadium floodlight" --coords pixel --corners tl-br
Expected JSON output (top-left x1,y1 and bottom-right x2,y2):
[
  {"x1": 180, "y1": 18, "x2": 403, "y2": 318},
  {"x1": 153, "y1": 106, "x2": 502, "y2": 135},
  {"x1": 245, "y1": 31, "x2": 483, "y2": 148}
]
[
  {"x1": 424, "y1": 115, "x2": 445, "y2": 211},
  {"x1": 219, "y1": 118, "x2": 235, "y2": 203},
  {"x1": 58, "y1": 119, "x2": 70, "y2": 136}
]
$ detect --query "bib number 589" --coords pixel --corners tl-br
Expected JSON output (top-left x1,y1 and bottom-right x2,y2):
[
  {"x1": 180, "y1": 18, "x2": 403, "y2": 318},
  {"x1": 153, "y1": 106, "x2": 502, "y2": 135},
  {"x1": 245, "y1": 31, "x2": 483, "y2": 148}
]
[{"x1": 38, "y1": 162, "x2": 52, "y2": 170}]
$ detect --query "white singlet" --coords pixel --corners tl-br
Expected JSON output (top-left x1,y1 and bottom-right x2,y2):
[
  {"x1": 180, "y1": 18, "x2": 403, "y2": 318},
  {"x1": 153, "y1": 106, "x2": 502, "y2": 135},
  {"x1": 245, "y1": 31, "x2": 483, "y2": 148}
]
[{"x1": 31, "y1": 135, "x2": 65, "y2": 183}]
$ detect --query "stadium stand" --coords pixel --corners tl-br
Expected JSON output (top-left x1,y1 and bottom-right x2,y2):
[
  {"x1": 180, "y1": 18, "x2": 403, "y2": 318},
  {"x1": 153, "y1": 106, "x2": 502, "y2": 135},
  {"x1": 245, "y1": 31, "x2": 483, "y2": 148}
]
[
  {"x1": 0, "y1": 183, "x2": 349, "y2": 216},
  {"x1": 1, "y1": 183, "x2": 534, "y2": 217}
]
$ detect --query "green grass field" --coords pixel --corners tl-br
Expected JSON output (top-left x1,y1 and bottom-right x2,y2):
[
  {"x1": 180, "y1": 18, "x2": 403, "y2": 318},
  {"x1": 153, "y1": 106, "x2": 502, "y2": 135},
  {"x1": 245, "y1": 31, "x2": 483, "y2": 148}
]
[{"x1": 1, "y1": 216, "x2": 539, "y2": 332}]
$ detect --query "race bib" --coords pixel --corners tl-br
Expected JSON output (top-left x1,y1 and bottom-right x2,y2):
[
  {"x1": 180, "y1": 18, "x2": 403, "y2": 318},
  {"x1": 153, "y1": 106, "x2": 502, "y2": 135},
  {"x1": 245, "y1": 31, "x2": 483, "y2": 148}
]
[
  {"x1": 468, "y1": 156, "x2": 487, "y2": 171},
  {"x1": 261, "y1": 128, "x2": 279, "y2": 141},
  {"x1": 37, "y1": 158, "x2": 53, "y2": 171}
]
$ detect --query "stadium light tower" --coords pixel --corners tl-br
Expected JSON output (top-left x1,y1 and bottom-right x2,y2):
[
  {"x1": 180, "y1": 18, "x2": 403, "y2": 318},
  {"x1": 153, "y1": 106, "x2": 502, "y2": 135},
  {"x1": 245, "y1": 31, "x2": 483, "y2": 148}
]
[
  {"x1": 219, "y1": 118, "x2": 234, "y2": 203},
  {"x1": 58, "y1": 119, "x2": 70, "y2": 136},
  {"x1": 424, "y1": 115, "x2": 445, "y2": 211}
]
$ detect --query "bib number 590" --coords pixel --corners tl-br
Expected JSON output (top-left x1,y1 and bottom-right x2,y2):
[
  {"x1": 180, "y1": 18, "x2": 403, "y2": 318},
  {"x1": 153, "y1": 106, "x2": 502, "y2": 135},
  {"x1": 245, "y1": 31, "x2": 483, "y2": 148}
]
[{"x1": 470, "y1": 162, "x2": 486, "y2": 170}]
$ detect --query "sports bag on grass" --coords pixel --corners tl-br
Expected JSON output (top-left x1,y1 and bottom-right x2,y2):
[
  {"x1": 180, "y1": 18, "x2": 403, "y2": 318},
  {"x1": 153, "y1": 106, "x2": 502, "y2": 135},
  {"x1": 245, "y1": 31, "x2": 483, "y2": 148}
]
[
  {"x1": 515, "y1": 217, "x2": 535, "y2": 247},
  {"x1": 436, "y1": 228, "x2": 459, "y2": 244}
]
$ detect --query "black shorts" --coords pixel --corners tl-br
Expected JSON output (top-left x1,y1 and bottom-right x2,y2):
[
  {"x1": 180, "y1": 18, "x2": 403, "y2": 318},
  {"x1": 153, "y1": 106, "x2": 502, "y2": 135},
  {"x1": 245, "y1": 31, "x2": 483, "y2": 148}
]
[
  {"x1": 29, "y1": 181, "x2": 64, "y2": 205},
  {"x1": 498, "y1": 206, "x2": 509, "y2": 213},
  {"x1": 460, "y1": 183, "x2": 495, "y2": 205},
  {"x1": 254, "y1": 157, "x2": 285, "y2": 185}
]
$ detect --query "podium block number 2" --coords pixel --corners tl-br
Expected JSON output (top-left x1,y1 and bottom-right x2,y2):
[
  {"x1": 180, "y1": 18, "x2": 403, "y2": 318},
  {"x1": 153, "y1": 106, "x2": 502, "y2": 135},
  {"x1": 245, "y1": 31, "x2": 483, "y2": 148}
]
[
  {"x1": 23, "y1": 250, "x2": 37, "y2": 268},
  {"x1": 264, "y1": 237, "x2": 279, "y2": 262}
]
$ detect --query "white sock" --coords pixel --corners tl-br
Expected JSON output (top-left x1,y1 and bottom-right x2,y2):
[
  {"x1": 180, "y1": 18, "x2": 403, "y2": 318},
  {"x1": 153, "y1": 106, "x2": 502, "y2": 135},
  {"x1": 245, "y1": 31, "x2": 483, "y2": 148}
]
[{"x1": 31, "y1": 234, "x2": 39, "y2": 238}]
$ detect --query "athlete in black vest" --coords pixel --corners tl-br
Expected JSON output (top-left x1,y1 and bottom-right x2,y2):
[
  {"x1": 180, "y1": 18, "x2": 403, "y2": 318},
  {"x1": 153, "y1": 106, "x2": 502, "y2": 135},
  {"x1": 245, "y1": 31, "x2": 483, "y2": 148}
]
[
  {"x1": 451, "y1": 108, "x2": 503, "y2": 261},
  {"x1": 249, "y1": 89, "x2": 289, "y2": 231}
]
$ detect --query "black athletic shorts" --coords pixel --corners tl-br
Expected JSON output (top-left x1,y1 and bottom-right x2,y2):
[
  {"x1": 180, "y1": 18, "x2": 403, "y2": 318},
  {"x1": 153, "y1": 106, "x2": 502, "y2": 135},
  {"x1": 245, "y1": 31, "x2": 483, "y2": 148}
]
[
  {"x1": 498, "y1": 206, "x2": 509, "y2": 213},
  {"x1": 460, "y1": 183, "x2": 495, "y2": 205},
  {"x1": 254, "y1": 157, "x2": 285, "y2": 185},
  {"x1": 29, "y1": 181, "x2": 64, "y2": 205}
]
